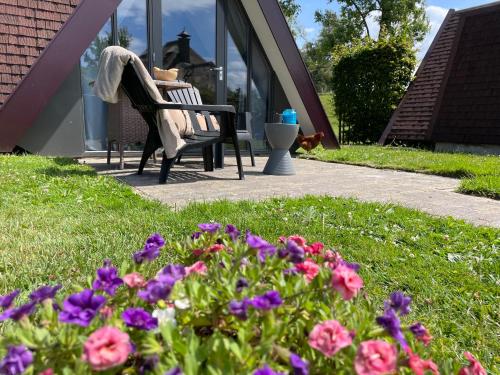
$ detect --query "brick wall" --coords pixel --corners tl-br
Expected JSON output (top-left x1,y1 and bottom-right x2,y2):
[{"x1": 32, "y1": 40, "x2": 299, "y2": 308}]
[{"x1": 0, "y1": 0, "x2": 80, "y2": 107}]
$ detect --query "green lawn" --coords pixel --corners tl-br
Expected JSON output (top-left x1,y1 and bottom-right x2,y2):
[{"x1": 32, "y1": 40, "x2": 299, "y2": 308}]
[
  {"x1": 300, "y1": 145, "x2": 500, "y2": 199},
  {"x1": 319, "y1": 92, "x2": 339, "y2": 137},
  {"x1": 0, "y1": 155, "x2": 499, "y2": 371}
]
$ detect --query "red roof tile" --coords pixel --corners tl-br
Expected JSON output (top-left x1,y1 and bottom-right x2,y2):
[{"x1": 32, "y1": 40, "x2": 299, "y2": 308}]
[{"x1": 0, "y1": 0, "x2": 81, "y2": 107}]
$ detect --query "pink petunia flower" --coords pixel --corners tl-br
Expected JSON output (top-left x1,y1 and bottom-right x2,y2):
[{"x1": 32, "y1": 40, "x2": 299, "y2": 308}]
[
  {"x1": 331, "y1": 265, "x2": 363, "y2": 300},
  {"x1": 208, "y1": 244, "x2": 225, "y2": 253},
  {"x1": 39, "y1": 369, "x2": 54, "y2": 375},
  {"x1": 185, "y1": 261, "x2": 208, "y2": 276},
  {"x1": 305, "y1": 242, "x2": 324, "y2": 255},
  {"x1": 295, "y1": 259, "x2": 320, "y2": 282},
  {"x1": 407, "y1": 351, "x2": 439, "y2": 375},
  {"x1": 308, "y1": 320, "x2": 352, "y2": 357},
  {"x1": 458, "y1": 352, "x2": 487, "y2": 375},
  {"x1": 354, "y1": 340, "x2": 397, "y2": 375},
  {"x1": 123, "y1": 273, "x2": 146, "y2": 289},
  {"x1": 82, "y1": 326, "x2": 132, "y2": 371},
  {"x1": 288, "y1": 235, "x2": 307, "y2": 247}
]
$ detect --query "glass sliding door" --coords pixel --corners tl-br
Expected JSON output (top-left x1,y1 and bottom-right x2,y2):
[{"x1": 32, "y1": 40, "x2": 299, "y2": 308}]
[
  {"x1": 81, "y1": 21, "x2": 112, "y2": 151},
  {"x1": 161, "y1": 0, "x2": 217, "y2": 104},
  {"x1": 117, "y1": 0, "x2": 149, "y2": 68}
]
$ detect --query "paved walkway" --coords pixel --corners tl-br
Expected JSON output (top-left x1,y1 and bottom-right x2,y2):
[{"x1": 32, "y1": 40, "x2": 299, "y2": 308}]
[{"x1": 81, "y1": 156, "x2": 500, "y2": 228}]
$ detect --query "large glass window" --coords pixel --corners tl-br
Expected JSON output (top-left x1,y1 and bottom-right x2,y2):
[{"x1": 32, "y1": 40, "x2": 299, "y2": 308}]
[
  {"x1": 226, "y1": 1, "x2": 248, "y2": 114},
  {"x1": 161, "y1": 0, "x2": 217, "y2": 104},
  {"x1": 250, "y1": 38, "x2": 271, "y2": 149},
  {"x1": 81, "y1": 21, "x2": 112, "y2": 151},
  {"x1": 117, "y1": 0, "x2": 149, "y2": 68}
]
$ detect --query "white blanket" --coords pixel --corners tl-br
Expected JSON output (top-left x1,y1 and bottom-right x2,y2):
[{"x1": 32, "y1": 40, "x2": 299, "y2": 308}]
[{"x1": 94, "y1": 46, "x2": 193, "y2": 158}]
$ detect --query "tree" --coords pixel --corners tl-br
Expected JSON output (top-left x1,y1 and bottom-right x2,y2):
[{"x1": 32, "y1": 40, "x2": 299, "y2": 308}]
[
  {"x1": 303, "y1": 0, "x2": 429, "y2": 91},
  {"x1": 278, "y1": 0, "x2": 301, "y2": 22}
]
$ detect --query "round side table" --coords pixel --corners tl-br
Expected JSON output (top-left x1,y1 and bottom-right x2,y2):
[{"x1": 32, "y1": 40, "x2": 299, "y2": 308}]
[{"x1": 263, "y1": 123, "x2": 299, "y2": 175}]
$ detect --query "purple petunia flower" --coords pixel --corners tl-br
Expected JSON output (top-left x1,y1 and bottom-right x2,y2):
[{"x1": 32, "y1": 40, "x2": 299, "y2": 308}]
[
  {"x1": 157, "y1": 264, "x2": 186, "y2": 283},
  {"x1": 198, "y1": 223, "x2": 221, "y2": 234},
  {"x1": 246, "y1": 234, "x2": 277, "y2": 262},
  {"x1": 0, "y1": 345, "x2": 33, "y2": 375},
  {"x1": 146, "y1": 233, "x2": 165, "y2": 248},
  {"x1": 253, "y1": 365, "x2": 285, "y2": 375},
  {"x1": 0, "y1": 301, "x2": 37, "y2": 322},
  {"x1": 122, "y1": 308, "x2": 158, "y2": 331},
  {"x1": 138, "y1": 278, "x2": 175, "y2": 304},
  {"x1": 225, "y1": 224, "x2": 241, "y2": 242},
  {"x1": 92, "y1": 260, "x2": 123, "y2": 296},
  {"x1": 0, "y1": 290, "x2": 19, "y2": 310},
  {"x1": 138, "y1": 355, "x2": 159, "y2": 375},
  {"x1": 385, "y1": 291, "x2": 412, "y2": 316},
  {"x1": 376, "y1": 308, "x2": 408, "y2": 349},
  {"x1": 164, "y1": 367, "x2": 183, "y2": 375},
  {"x1": 29, "y1": 285, "x2": 62, "y2": 303},
  {"x1": 228, "y1": 298, "x2": 251, "y2": 320},
  {"x1": 409, "y1": 322, "x2": 427, "y2": 337},
  {"x1": 191, "y1": 232, "x2": 202, "y2": 240},
  {"x1": 58, "y1": 289, "x2": 106, "y2": 327},
  {"x1": 290, "y1": 353, "x2": 309, "y2": 375},
  {"x1": 236, "y1": 278, "x2": 249, "y2": 293},
  {"x1": 287, "y1": 240, "x2": 305, "y2": 264},
  {"x1": 250, "y1": 291, "x2": 283, "y2": 311},
  {"x1": 134, "y1": 243, "x2": 161, "y2": 264},
  {"x1": 341, "y1": 261, "x2": 361, "y2": 272}
]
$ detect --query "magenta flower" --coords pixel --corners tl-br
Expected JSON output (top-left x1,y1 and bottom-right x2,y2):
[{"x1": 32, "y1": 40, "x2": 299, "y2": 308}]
[
  {"x1": 0, "y1": 345, "x2": 33, "y2": 375},
  {"x1": 82, "y1": 326, "x2": 131, "y2": 371},
  {"x1": 122, "y1": 308, "x2": 158, "y2": 331},
  {"x1": 198, "y1": 223, "x2": 221, "y2": 234},
  {"x1": 355, "y1": 340, "x2": 397, "y2": 375},
  {"x1": 0, "y1": 290, "x2": 19, "y2": 310},
  {"x1": 410, "y1": 322, "x2": 433, "y2": 346},
  {"x1": 250, "y1": 291, "x2": 282, "y2": 310},
  {"x1": 58, "y1": 289, "x2": 106, "y2": 327},
  {"x1": 225, "y1": 224, "x2": 241, "y2": 241},
  {"x1": 138, "y1": 279, "x2": 174, "y2": 304},
  {"x1": 385, "y1": 291, "x2": 411, "y2": 316},
  {"x1": 331, "y1": 264, "x2": 363, "y2": 300},
  {"x1": 290, "y1": 353, "x2": 309, "y2": 375},
  {"x1": 376, "y1": 308, "x2": 408, "y2": 349},
  {"x1": 228, "y1": 298, "x2": 251, "y2": 320},
  {"x1": 308, "y1": 320, "x2": 352, "y2": 357},
  {"x1": 459, "y1": 352, "x2": 487, "y2": 375},
  {"x1": 0, "y1": 301, "x2": 37, "y2": 322},
  {"x1": 29, "y1": 285, "x2": 62, "y2": 303},
  {"x1": 92, "y1": 260, "x2": 123, "y2": 296}
]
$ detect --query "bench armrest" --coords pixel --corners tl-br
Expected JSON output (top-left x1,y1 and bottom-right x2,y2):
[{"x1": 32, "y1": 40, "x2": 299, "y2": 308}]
[{"x1": 155, "y1": 102, "x2": 236, "y2": 114}]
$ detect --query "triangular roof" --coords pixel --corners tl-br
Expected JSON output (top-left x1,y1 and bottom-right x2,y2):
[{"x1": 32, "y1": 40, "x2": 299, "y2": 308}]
[
  {"x1": 0, "y1": 0, "x2": 339, "y2": 152},
  {"x1": 380, "y1": 1, "x2": 500, "y2": 145}
]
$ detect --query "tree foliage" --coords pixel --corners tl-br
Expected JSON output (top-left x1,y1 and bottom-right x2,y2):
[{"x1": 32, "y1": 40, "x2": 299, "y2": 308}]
[
  {"x1": 278, "y1": 0, "x2": 301, "y2": 21},
  {"x1": 332, "y1": 38, "x2": 416, "y2": 143}
]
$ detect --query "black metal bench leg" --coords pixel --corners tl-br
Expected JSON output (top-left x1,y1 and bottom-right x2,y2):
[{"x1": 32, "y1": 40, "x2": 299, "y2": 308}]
[
  {"x1": 202, "y1": 146, "x2": 214, "y2": 172},
  {"x1": 159, "y1": 153, "x2": 176, "y2": 184},
  {"x1": 139, "y1": 131, "x2": 158, "y2": 175},
  {"x1": 176, "y1": 154, "x2": 183, "y2": 164},
  {"x1": 246, "y1": 140, "x2": 256, "y2": 167},
  {"x1": 232, "y1": 135, "x2": 245, "y2": 180},
  {"x1": 107, "y1": 141, "x2": 112, "y2": 165}
]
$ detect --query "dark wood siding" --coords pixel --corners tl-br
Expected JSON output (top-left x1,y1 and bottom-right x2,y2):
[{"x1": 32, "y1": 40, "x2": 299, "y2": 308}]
[
  {"x1": 433, "y1": 8, "x2": 500, "y2": 145},
  {"x1": 380, "y1": 10, "x2": 460, "y2": 143}
]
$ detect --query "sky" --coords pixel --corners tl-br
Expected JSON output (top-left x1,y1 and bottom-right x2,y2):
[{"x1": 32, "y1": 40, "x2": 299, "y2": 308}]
[{"x1": 296, "y1": 0, "x2": 493, "y2": 59}]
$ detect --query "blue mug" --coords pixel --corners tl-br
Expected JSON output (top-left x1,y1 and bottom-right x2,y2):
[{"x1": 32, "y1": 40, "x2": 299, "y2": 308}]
[{"x1": 282, "y1": 109, "x2": 297, "y2": 125}]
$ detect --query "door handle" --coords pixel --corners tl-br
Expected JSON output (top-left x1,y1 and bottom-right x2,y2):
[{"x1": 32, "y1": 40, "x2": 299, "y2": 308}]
[{"x1": 210, "y1": 66, "x2": 224, "y2": 81}]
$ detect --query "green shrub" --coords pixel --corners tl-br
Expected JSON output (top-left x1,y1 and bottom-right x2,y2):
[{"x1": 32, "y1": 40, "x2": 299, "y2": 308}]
[{"x1": 332, "y1": 38, "x2": 416, "y2": 143}]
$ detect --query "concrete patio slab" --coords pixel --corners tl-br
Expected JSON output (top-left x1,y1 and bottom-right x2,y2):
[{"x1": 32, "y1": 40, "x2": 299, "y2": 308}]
[{"x1": 80, "y1": 156, "x2": 500, "y2": 228}]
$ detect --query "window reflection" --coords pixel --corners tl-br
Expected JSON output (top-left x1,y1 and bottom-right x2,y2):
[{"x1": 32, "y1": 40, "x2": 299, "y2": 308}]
[
  {"x1": 117, "y1": 0, "x2": 148, "y2": 67},
  {"x1": 250, "y1": 38, "x2": 271, "y2": 147},
  {"x1": 161, "y1": 0, "x2": 216, "y2": 104},
  {"x1": 81, "y1": 21, "x2": 112, "y2": 151},
  {"x1": 226, "y1": 2, "x2": 248, "y2": 115}
]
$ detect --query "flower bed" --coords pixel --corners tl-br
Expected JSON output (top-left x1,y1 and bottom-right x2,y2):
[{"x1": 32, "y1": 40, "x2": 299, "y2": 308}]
[{"x1": 0, "y1": 224, "x2": 487, "y2": 374}]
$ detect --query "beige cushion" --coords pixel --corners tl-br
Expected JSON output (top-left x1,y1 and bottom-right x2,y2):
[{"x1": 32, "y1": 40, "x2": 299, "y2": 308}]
[
  {"x1": 195, "y1": 114, "x2": 220, "y2": 131},
  {"x1": 169, "y1": 109, "x2": 192, "y2": 135},
  {"x1": 153, "y1": 67, "x2": 179, "y2": 81}
]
